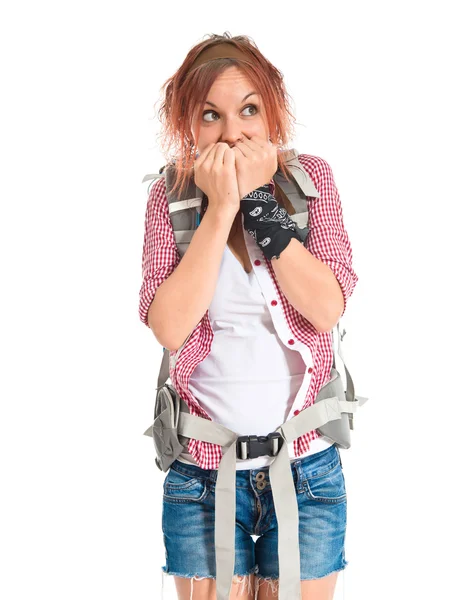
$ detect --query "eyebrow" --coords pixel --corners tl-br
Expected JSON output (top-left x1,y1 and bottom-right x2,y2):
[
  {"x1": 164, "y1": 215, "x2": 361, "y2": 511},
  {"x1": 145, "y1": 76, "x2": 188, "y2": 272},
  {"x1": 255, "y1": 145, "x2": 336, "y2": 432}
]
[{"x1": 204, "y1": 91, "x2": 258, "y2": 108}]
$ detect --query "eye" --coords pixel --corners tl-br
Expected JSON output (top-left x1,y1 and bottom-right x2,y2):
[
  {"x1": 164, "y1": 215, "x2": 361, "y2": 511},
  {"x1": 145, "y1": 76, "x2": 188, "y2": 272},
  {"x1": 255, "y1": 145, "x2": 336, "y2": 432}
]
[
  {"x1": 202, "y1": 110, "x2": 218, "y2": 123},
  {"x1": 202, "y1": 104, "x2": 258, "y2": 123},
  {"x1": 242, "y1": 104, "x2": 258, "y2": 116}
]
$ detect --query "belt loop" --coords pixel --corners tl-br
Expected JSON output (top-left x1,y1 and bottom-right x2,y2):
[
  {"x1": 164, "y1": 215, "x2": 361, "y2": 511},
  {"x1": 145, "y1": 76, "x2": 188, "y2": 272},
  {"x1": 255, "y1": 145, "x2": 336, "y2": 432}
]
[{"x1": 293, "y1": 460, "x2": 304, "y2": 493}]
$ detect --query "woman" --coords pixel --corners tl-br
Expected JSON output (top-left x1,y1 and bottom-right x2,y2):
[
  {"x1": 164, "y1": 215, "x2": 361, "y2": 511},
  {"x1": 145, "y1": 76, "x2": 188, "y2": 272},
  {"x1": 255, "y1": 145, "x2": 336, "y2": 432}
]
[{"x1": 139, "y1": 32, "x2": 359, "y2": 600}]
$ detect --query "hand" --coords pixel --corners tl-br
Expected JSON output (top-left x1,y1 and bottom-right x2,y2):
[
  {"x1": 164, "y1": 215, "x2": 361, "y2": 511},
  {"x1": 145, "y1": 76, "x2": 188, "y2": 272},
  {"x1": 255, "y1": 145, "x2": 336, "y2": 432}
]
[
  {"x1": 193, "y1": 142, "x2": 240, "y2": 219},
  {"x1": 232, "y1": 133, "x2": 278, "y2": 199}
]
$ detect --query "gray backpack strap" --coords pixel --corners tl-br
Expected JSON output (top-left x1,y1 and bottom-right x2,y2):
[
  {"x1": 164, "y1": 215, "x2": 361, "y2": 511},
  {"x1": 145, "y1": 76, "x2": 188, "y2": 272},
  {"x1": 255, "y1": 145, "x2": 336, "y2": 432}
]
[
  {"x1": 331, "y1": 322, "x2": 369, "y2": 431},
  {"x1": 142, "y1": 166, "x2": 202, "y2": 258},
  {"x1": 141, "y1": 337, "x2": 193, "y2": 470},
  {"x1": 273, "y1": 148, "x2": 320, "y2": 233},
  {"x1": 141, "y1": 170, "x2": 165, "y2": 196},
  {"x1": 142, "y1": 337, "x2": 188, "y2": 439},
  {"x1": 164, "y1": 165, "x2": 203, "y2": 257}
]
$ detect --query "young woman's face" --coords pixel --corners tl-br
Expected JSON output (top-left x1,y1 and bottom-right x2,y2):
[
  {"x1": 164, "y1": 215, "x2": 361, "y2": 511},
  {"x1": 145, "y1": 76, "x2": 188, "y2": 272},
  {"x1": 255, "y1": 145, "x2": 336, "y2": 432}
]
[{"x1": 190, "y1": 66, "x2": 270, "y2": 155}]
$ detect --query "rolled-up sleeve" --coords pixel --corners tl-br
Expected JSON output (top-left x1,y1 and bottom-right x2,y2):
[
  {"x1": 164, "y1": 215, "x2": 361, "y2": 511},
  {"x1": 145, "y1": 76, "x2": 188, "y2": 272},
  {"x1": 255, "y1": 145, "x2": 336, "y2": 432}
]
[
  {"x1": 300, "y1": 154, "x2": 358, "y2": 318},
  {"x1": 139, "y1": 177, "x2": 180, "y2": 327}
]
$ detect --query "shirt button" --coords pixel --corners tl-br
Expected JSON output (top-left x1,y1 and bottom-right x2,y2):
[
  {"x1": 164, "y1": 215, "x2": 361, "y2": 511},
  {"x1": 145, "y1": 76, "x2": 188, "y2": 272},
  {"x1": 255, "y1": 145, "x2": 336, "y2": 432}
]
[
  {"x1": 294, "y1": 410, "x2": 300, "y2": 416},
  {"x1": 308, "y1": 367, "x2": 313, "y2": 374},
  {"x1": 271, "y1": 300, "x2": 278, "y2": 306},
  {"x1": 288, "y1": 339, "x2": 295, "y2": 345},
  {"x1": 254, "y1": 259, "x2": 261, "y2": 266}
]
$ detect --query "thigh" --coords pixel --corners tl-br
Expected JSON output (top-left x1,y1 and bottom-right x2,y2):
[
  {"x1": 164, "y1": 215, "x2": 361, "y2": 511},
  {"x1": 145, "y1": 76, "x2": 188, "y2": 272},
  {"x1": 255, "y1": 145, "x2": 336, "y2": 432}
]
[
  {"x1": 161, "y1": 466, "x2": 214, "y2": 577},
  {"x1": 255, "y1": 445, "x2": 349, "y2": 582},
  {"x1": 297, "y1": 446, "x2": 348, "y2": 579},
  {"x1": 161, "y1": 464, "x2": 257, "y2": 582}
]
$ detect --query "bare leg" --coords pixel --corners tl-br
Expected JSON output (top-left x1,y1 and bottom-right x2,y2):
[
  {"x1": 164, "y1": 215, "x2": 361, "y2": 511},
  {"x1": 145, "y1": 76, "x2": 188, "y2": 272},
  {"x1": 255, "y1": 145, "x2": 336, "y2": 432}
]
[
  {"x1": 173, "y1": 573, "x2": 256, "y2": 600},
  {"x1": 256, "y1": 570, "x2": 340, "y2": 600}
]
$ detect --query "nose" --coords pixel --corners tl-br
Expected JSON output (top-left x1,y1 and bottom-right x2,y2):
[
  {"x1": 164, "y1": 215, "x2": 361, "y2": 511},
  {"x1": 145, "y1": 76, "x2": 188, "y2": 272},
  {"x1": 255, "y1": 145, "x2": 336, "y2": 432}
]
[
  {"x1": 220, "y1": 120, "x2": 244, "y2": 148},
  {"x1": 222, "y1": 136, "x2": 243, "y2": 148}
]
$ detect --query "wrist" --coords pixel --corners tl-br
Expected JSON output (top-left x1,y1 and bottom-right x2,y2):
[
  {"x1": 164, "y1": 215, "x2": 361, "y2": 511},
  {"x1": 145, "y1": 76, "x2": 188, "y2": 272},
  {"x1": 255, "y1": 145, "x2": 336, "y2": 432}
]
[
  {"x1": 205, "y1": 205, "x2": 238, "y2": 230},
  {"x1": 250, "y1": 224, "x2": 302, "y2": 261},
  {"x1": 241, "y1": 183, "x2": 272, "y2": 201}
]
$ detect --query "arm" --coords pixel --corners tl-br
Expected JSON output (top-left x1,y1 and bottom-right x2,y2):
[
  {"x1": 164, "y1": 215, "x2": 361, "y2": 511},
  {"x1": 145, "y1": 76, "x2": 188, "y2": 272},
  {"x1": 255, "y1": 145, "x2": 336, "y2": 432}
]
[
  {"x1": 270, "y1": 237, "x2": 345, "y2": 333},
  {"x1": 139, "y1": 178, "x2": 234, "y2": 350},
  {"x1": 271, "y1": 155, "x2": 358, "y2": 332}
]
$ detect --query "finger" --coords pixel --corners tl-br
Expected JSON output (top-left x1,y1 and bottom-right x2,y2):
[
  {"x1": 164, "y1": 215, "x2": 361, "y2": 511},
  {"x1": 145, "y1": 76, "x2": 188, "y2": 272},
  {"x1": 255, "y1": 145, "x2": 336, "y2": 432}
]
[
  {"x1": 233, "y1": 138, "x2": 250, "y2": 158},
  {"x1": 223, "y1": 146, "x2": 235, "y2": 167},
  {"x1": 240, "y1": 133, "x2": 262, "y2": 149},
  {"x1": 213, "y1": 142, "x2": 230, "y2": 166},
  {"x1": 195, "y1": 142, "x2": 217, "y2": 167},
  {"x1": 232, "y1": 145, "x2": 245, "y2": 161}
]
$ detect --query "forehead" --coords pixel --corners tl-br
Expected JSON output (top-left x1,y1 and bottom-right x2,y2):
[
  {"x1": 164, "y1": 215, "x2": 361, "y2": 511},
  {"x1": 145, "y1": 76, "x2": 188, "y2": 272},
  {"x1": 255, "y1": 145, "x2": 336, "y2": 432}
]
[{"x1": 208, "y1": 66, "x2": 257, "y2": 95}]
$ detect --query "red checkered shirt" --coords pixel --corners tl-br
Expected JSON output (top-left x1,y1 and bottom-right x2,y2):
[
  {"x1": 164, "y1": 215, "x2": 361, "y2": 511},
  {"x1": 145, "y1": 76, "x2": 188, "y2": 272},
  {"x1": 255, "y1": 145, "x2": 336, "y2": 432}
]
[{"x1": 139, "y1": 153, "x2": 358, "y2": 469}]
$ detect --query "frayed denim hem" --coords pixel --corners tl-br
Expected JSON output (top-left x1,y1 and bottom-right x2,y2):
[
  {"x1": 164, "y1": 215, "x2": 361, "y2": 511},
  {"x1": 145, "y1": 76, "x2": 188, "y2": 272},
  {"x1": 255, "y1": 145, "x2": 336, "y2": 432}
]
[{"x1": 161, "y1": 565, "x2": 259, "y2": 599}]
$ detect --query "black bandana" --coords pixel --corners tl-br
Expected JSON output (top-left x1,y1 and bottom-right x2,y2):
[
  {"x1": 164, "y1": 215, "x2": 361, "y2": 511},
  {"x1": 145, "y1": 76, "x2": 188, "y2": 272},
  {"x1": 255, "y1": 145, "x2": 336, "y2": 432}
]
[{"x1": 240, "y1": 184, "x2": 303, "y2": 261}]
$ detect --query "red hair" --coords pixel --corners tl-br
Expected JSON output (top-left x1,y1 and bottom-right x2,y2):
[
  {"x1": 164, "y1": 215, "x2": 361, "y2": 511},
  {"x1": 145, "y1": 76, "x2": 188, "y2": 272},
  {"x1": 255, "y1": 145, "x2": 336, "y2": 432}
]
[{"x1": 153, "y1": 32, "x2": 298, "y2": 207}]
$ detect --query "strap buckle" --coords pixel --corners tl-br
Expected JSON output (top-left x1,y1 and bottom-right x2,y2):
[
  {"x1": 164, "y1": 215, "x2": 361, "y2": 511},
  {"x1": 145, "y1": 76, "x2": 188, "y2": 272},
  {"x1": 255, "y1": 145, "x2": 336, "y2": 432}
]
[{"x1": 236, "y1": 432, "x2": 283, "y2": 460}]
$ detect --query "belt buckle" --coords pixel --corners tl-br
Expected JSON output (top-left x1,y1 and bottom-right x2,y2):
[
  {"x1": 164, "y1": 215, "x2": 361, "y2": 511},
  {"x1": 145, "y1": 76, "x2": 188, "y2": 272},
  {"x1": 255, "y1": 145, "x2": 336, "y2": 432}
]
[{"x1": 236, "y1": 432, "x2": 283, "y2": 460}]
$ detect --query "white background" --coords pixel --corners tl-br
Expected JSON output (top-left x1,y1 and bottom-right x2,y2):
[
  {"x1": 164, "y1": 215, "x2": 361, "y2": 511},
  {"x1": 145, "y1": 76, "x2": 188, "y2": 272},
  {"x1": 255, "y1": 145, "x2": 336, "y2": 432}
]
[{"x1": 1, "y1": 1, "x2": 470, "y2": 599}]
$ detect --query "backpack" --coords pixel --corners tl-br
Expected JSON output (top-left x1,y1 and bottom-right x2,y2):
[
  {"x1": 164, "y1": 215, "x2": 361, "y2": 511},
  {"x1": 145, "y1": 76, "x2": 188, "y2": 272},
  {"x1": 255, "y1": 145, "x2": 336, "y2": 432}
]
[
  {"x1": 142, "y1": 148, "x2": 368, "y2": 467},
  {"x1": 141, "y1": 148, "x2": 369, "y2": 600}
]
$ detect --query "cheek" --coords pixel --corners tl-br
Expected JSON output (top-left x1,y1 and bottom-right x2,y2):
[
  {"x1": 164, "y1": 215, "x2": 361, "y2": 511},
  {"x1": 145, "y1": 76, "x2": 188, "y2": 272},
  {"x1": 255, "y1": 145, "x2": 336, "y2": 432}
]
[
  {"x1": 250, "y1": 125, "x2": 269, "y2": 142},
  {"x1": 250, "y1": 116, "x2": 269, "y2": 138},
  {"x1": 198, "y1": 131, "x2": 221, "y2": 152},
  {"x1": 256, "y1": 107, "x2": 269, "y2": 129},
  {"x1": 199, "y1": 137, "x2": 213, "y2": 154}
]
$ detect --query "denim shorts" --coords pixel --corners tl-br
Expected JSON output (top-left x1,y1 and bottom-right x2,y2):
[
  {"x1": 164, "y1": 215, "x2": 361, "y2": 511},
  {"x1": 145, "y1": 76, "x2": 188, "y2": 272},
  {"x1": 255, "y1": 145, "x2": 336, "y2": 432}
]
[{"x1": 161, "y1": 443, "x2": 349, "y2": 581}]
